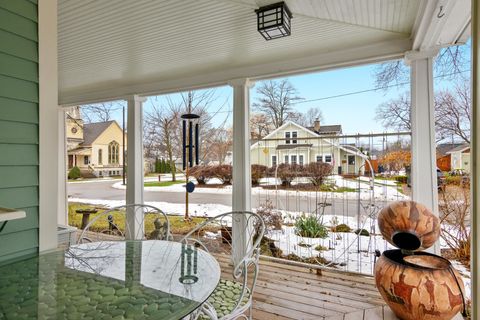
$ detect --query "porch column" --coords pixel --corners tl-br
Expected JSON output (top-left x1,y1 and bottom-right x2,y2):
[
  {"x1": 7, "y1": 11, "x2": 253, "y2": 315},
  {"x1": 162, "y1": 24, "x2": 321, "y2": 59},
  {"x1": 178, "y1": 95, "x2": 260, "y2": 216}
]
[
  {"x1": 406, "y1": 51, "x2": 439, "y2": 254},
  {"x1": 471, "y1": 0, "x2": 479, "y2": 317},
  {"x1": 230, "y1": 79, "x2": 253, "y2": 266},
  {"x1": 58, "y1": 109, "x2": 68, "y2": 225},
  {"x1": 126, "y1": 95, "x2": 146, "y2": 239}
]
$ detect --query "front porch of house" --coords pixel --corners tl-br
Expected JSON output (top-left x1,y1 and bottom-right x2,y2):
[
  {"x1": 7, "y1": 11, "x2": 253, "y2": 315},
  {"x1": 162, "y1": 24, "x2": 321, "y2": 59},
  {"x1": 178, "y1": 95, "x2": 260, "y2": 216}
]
[
  {"x1": 0, "y1": 0, "x2": 479, "y2": 319},
  {"x1": 220, "y1": 254, "x2": 394, "y2": 320}
]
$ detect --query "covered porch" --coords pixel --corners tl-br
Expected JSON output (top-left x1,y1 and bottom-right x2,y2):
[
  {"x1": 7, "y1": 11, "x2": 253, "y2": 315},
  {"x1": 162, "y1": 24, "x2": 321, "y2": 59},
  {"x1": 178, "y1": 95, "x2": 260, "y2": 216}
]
[{"x1": 0, "y1": 0, "x2": 478, "y2": 319}]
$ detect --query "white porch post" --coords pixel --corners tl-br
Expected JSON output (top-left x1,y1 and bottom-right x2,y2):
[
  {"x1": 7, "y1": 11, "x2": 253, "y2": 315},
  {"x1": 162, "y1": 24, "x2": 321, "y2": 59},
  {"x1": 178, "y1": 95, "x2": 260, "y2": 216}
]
[
  {"x1": 471, "y1": 0, "x2": 479, "y2": 317},
  {"x1": 230, "y1": 79, "x2": 253, "y2": 265},
  {"x1": 57, "y1": 109, "x2": 68, "y2": 226},
  {"x1": 38, "y1": 0, "x2": 59, "y2": 251},
  {"x1": 407, "y1": 52, "x2": 439, "y2": 254},
  {"x1": 126, "y1": 95, "x2": 146, "y2": 239}
]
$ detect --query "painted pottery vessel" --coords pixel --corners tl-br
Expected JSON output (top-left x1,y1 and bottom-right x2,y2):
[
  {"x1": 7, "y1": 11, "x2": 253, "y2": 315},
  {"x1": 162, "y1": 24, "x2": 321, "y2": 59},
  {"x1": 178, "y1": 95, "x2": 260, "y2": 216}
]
[
  {"x1": 375, "y1": 201, "x2": 465, "y2": 320},
  {"x1": 378, "y1": 201, "x2": 440, "y2": 251},
  {"x1": 375, "y1": 250, "x2": 465, "y2": 320}
]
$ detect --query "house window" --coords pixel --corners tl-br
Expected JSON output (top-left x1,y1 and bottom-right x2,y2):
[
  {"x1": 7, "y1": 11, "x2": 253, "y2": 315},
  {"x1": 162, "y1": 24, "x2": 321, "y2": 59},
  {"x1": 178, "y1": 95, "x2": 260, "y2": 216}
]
[
  {"x1": 291, "y1": 155, "x2": 297, "y2": 165},
  {"x1": 285, "y1": 131, "x2": 297, "y2": 144},
  {"x1": 98, "y1": 149, "x2": 103, "y2": 164},
  {"x1": 299, "y1": 155, "x2": 304, "y2": 165},
  {"x1": 284, "y1": 155, "x2": 289, "y2": 164},
  {"x1": 316, "y1": 155, "x2": 322, "y2": 163},
  {"x1": 272, "y1": 155, "x2": 277, "y2": 166},
  {"x1": 84, "y1": 156, "x2": 89, "y2": 165},
  {"x1": 108, "y1": 141, "x2": 120, "y2": 164},
  {"x1": 324, "y1": 155, "x2": 332, "y2": 163}
]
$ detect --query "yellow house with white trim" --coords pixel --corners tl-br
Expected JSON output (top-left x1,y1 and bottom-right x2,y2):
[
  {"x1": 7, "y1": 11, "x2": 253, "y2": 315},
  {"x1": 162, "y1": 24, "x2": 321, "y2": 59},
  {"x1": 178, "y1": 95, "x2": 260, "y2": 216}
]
[
  {"x1": 66, "y1": 107, "x2": 126, "y2": 177},
  {"x1": 250, "y1": 120, "x2": 365, "y2": 175}
]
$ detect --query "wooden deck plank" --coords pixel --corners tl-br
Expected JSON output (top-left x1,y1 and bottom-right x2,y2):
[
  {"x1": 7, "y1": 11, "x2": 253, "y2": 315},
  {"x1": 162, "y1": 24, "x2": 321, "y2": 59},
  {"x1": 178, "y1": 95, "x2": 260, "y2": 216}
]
[
  {"x1": 252, "y1": 308, "x2": 293, "y2": 320},
  {"x1": 212, "y1": 253, "x2": 389, "y2": 320},
  {"x1": 364, "y1": 307, "x2": 384, "y2": 320},
  {"x1": 382, "y1": 306, "x2": 399, "y2": 320},
  {"x1": 343, "y1": 310, "x2": 365, "y2": 320}
]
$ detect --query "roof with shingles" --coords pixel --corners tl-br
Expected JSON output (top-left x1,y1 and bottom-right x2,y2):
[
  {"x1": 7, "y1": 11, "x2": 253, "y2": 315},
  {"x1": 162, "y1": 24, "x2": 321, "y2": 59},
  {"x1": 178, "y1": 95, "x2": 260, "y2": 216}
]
[
  {"x1": 307, "y1": 125, "x2": 342, "y2": 135},
  {"x1": 81, "y1": 121, "x2": 117, "y2": 146},
  {"x1": 446, "y1": 143, "x2": 470, "y2": 154}
]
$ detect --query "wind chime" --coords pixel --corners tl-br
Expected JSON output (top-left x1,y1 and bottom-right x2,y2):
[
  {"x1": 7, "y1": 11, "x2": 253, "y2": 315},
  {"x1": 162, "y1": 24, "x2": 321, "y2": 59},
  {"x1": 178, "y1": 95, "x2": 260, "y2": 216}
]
[{"x1": 181, "y1": 113, "x2": 200, "y2": 220}]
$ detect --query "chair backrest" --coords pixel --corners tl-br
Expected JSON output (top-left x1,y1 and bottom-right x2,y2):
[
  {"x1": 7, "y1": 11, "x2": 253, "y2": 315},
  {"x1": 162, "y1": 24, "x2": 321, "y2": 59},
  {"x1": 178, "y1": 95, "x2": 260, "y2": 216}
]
[
  {"x1": 180, "y1": 211, "x2": 265, "y2": 313},
  {"x1": 77, "y1": 204, "x2": 171, "y2": 244}
]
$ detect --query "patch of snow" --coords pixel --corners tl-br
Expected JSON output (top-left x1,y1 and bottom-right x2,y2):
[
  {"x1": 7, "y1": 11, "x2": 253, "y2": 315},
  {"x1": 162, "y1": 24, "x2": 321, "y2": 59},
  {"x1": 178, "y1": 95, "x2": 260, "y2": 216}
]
[{"x1": 68, "y1": 197, "x2": 231, "y2": 217}]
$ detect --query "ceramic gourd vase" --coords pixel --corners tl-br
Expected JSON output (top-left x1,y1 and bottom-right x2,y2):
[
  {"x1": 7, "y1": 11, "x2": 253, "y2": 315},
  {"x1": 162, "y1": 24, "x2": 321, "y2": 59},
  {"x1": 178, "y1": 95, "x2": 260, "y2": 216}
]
[{"x1": 375, "y1": 200, "x2": 465, "y2": 320}]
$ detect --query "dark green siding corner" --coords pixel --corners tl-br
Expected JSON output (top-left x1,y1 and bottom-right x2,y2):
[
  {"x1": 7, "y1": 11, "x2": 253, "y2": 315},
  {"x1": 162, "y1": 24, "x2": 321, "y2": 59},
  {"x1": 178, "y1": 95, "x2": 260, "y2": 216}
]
[{"x1": 0, "y1": 0, "x2": 39, "y2": 263}]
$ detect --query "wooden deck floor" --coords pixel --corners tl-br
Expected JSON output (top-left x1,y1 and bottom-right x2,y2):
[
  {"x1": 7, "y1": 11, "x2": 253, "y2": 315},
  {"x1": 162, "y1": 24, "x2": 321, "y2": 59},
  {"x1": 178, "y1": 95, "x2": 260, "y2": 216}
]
[{"x1": 215, "y1": 254, "x2": 398, "y2": 320}]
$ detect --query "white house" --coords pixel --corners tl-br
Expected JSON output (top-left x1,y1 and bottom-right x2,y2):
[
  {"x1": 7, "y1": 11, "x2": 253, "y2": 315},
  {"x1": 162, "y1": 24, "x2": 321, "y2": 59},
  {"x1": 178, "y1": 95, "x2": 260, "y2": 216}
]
[
  {"x1": 447, "y1": 143, "x2": 471, "y2": 172},
  {"x1": 250, "y1": 120, "x2": 366, "y2": 175}
]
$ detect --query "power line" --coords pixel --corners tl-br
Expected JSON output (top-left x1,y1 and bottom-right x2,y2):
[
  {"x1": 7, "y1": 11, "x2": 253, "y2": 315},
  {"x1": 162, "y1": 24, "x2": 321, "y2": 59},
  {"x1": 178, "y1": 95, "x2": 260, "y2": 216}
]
[
  {"x1": 292, "y1": 69, "x2": 470, "y2": 105},
  {"x1": 214, "y1": 69, "x2": 470, "y2": 112}
]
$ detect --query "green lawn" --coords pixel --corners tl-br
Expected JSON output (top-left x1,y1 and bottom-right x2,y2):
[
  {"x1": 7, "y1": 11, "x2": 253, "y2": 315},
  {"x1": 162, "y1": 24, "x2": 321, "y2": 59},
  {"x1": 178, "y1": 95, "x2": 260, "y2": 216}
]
[
  {"x1": 68, "y1": 202, "x2": 208, "y2": 235},
  {"x1": 144, "y1": 180, "x2": 185, "y2": 187}
]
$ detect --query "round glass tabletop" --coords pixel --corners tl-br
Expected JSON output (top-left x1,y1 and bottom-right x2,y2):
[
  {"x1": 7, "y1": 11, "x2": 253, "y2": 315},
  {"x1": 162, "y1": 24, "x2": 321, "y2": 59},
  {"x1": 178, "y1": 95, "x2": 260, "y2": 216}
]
[{"x1": 0, "y1": 240, "x2": 220, "y2": 320}]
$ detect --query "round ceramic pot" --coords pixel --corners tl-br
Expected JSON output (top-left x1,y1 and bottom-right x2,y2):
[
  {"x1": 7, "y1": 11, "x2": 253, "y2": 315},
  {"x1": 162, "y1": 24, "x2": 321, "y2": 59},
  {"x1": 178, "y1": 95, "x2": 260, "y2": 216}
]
[
  {"x1": 378, "y1": 201, "x2": 440, "y2": 251},
  {"x1": 375, "y1": 250, "x2": 465, "y2": 320}
]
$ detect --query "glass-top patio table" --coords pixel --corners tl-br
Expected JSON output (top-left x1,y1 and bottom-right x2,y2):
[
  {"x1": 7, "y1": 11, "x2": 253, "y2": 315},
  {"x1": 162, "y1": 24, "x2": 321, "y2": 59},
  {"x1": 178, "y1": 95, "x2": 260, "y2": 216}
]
[{"x1": 0, "y1": 240, "x2": 221, "y2": 320}]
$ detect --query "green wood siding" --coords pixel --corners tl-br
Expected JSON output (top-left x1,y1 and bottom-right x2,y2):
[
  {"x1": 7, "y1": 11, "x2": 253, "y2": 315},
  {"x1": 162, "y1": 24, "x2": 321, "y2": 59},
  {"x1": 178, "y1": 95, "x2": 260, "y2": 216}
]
[{"x1": 0, "y1": 0, "x2": 38, "y2": 263}]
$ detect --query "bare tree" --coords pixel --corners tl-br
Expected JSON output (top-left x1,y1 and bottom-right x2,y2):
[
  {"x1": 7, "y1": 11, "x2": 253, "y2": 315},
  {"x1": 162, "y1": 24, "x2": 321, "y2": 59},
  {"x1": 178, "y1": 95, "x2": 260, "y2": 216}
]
[
  {"x1": 144, "y1": 104, "x2": 180, "y2": 181},
  {"x1": 81, "y1": 102, "x2": 123, "y2": 123},
  {"x1": 144, "y1": 89, "x2": 229, "y2": 175},
  {"x1": 435, "y1": 80, "x2": 471, "y2": 144},
  {"x1": 295, "y1": 107, "x2": 324, "y2": 127},
  {"x1": 375, "y1": 93, "x2": 411, "y2": 131},
  {"x1": 373, "y1": 45, "x2": 469, "y2": 89},
  {"x1": 375, "y1": 81, "x2": 471, "y2": 143},
  {"x1": 204, "y1": 127, "x2": 232, "y2": 164},
  {"x1": 253, "y1": 79, "x2": 303, "y2": 128},
  {"x1": 250, "y1": 113, "x2": 274, "y2": 139}
]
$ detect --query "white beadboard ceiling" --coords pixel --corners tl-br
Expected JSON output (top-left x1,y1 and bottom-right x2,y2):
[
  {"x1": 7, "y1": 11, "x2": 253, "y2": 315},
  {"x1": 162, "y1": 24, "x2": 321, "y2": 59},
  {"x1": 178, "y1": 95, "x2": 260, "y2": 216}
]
[{"x1": 57, "y1": 0, "x2": 468, "y2": 105}]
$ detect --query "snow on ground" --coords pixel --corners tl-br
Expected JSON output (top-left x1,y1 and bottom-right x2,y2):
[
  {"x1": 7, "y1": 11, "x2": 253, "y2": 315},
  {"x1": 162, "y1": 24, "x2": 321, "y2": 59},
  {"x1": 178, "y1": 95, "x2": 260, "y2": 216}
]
[
  {"x1": 451, "y1": 260, "x2": 471, "y2": 302},
  {"x1": 113, "y1": 175, "x2": 407, "y2": 201},
  {"x1": 69, "y1": 196, "x2": 471, "y2": 299},
  {"x1": 357, "y1": 176, "x2": 398, "y2": 186},
  {"x1": 68, "y1": 197, "x2": 231, "y2": 218}
]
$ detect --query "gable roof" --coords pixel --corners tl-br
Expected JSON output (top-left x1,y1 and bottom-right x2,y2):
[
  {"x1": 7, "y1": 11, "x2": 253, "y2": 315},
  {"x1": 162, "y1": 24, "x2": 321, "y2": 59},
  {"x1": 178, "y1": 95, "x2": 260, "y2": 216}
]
[
  {"x1": 81, "y1": 121, "x2": 119, "y2": 146},
  {"x1": 436, "y1": 143, "x2": 464, "y2": 157},
  {"x1": 446, "y1": 143, "x2": 470, "y2": 154},
  {"x1": 251, "y1": 120, "x2": 343, "y2": 149}
]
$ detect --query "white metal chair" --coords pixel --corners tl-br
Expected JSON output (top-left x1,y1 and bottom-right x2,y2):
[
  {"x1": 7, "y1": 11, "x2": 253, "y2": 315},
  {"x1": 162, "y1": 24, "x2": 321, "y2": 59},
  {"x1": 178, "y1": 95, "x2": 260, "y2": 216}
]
[
  {"x1": 77, "y1": 204, "x2": 171, "y2": 244},
  {"x1": 180, "y1": 211, "x2": 265, "y2": 320}
]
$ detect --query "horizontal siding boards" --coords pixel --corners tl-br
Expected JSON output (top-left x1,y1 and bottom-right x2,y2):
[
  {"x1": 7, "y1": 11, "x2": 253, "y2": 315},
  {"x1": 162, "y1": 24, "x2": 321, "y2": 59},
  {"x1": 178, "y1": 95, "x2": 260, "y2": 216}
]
[
  {"x1": 0, "y1": 120, "x2": 38, "y2": 144},
  {"x1": 0, "y1": 247, "x2": 38, "y2": 267},
  {"x1": 0, "y1": 52, "x2": 38, "y2": 82},
  {"x1": 0, "y1": 186, "x2": 38, "y2": 209},
  {"x1": 0, "y1": 229, "x2": 38, "y2": 257},
  {"x1": 0, "y1": 8, "x2": 37, "y2": 41},
  {"x1": 0, "y1": 29, "x2": 37, "y2": 62},
  {"x1": 0, "y1": 207, "x2": 38, "y2": 235},
  {"x1": 0, "y1": 97, "x2": 38, "y2": 123},
  {"x1": 0, "y1": 0, "x2": 37, "y2": 22},
  {"x1": 0, "y1": 166, "x2": 38, "y2": 188},
  {"x1": 0, "y1": 144, "x2": 38, "y2": 165},
  {"x1": 0, "y1": 74, "x2": 38, "y2": 103},
  {"x1": 0, "y1": 0, "x2": 38, "y2": 263}
]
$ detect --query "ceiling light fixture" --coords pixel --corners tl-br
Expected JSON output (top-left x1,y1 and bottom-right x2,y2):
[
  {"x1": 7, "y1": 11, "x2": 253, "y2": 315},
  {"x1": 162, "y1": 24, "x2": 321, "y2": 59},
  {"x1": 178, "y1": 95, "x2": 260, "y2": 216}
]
[{"x1": 255, "y1": 2, "x2": 292, "y2": 41}]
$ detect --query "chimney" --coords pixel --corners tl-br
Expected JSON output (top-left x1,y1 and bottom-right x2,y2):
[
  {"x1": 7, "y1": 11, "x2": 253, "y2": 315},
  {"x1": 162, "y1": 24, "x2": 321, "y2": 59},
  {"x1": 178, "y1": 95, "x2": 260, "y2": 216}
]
[{"x1": 313, "y1": 118, "x2": 320, "y2": 132}]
